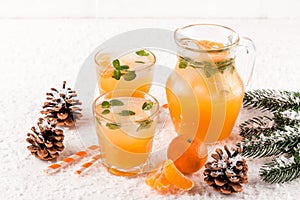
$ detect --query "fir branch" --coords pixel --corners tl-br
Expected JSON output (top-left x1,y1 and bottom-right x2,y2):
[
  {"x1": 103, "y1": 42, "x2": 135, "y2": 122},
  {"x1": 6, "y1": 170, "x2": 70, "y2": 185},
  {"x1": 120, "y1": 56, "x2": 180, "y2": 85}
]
[
  {"x1": 260, "y1": 142, "x2": 300, "y2": 183},
  {"x1": 243, "y1": 89, "x2": 300, "y2": 112},
  {"x1": 293, "y1": 144, "x2": 300, "y2": 165},
  {"x1": 239, "y1": 104, "x2": 300, "y2": 158},
  {"x1": 260, "y1": 155, "x2": 300, "y2": 183},
  {"x1": 238, "y1": 89, "x2": 300, "y2": 184},
  {"x1": 239, "y1": 113, "x2": 300, "y2": 138},
  {"x1": 238, "y1": 126, "x2": 300, "y2": 158},
  {"x1": 274, "y1": 112, "x2": 300, "y2": 130},
  {"x1": 239, "y1": 116, "x2": 275, "y2": 137},
  {"x1": 238, "y1": 141, "x2": 282, "y2": 158}
]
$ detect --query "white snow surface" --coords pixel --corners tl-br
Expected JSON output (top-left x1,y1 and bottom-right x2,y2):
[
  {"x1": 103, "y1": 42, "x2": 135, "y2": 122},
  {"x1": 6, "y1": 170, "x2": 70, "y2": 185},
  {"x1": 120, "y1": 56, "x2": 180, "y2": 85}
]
[{"x1": 1, "y1": 19, "x2": 300, "y2": 200}]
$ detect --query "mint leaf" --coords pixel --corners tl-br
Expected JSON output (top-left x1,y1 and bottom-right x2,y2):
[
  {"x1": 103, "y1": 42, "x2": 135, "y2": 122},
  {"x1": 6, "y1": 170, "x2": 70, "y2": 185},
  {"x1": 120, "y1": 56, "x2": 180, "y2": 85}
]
[
  {"x1": 123, "y1": 71, "x2": 136, "y2": 81},
  {"x1": 110, "y1": 99, "x2": 124, "y2": 106},
  {"x1": 179, "y1": 57, "x2": 188, "y2": 69},
  {"x1": 142, "y1": 102, "x2": 153, "y2": 110},
  {"x1": 218, "y1": 65, "x2": 227, "y2": 74},
  {"x1": 101, "y1": 101, "x2": 110, "y2": 108},
  {"x1": 106, "y1": 122, "x2": 120, "y2": 130},
  {"x1": 112, "y1": 69, "x2": 121, "y2": 80},
  {"x1": 216, "y1": 58, "x2": 235, "y2": 74},
  {"x1": 112, "y1": 59, "x2": 120, "y2": 69},
  {"x1": 101, "y1": 109, "x2": 110, "y2": 115},
  {"x1": 136, "y1": 119, "x2": 153, "y2": 132},
  {"x1": 119, "y1": 110, "x2": 136, "y2": 116},
  {"x1": 204, "y1": 62, "x2": 218, "y2": 78},
  {"x1": 136, "y1": 50, "x2": 149, "y2": 56},
  {"x1": 120, "y1": 65, "x2": 129, "y2": 70},
  {"x1": 95, "y1": 117, "x2": 101, "y2": 125}
]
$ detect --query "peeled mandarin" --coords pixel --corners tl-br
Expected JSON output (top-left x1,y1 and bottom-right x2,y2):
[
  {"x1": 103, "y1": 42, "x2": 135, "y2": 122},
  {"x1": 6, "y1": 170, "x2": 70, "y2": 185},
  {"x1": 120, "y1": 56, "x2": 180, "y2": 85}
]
[{"x1": 163, "y1": 159, "x2": 194, "y2": 191}]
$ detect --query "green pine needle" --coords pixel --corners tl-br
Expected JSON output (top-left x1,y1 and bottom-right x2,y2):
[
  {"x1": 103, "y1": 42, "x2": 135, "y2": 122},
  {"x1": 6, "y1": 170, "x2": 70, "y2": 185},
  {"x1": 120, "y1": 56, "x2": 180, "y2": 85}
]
[
  {"x1": 239, "y1": 115, "x2": 300, "y2": 158},
  {"x1": 238, "y1": 89, "x2": 300, "y2": 184},
  {"x1": 260, "y1": 158, "x2": 300, "y2": 184},
  {"x1": 239, "y1": 131, "x2": 300, "y2": 158},
  {"x1": 243, "y1": 89, "x2": 300, "y2": 112},
  {"x1": 239, "y1": 116, "x2": 275, "y2": 137}
]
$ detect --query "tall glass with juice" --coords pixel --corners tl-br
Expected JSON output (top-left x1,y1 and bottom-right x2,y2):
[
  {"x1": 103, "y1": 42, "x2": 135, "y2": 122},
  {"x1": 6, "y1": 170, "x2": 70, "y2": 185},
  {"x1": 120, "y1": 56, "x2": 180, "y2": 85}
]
[
  {"x1": 166, "y1": 24, "x2": 255, "y2": 143},
  {"x1": 93, "y1": 90, "x2": 159, "y2": 176},
  {"x1": 95, "y1": 49, "x2": 156, "y2": 94}
]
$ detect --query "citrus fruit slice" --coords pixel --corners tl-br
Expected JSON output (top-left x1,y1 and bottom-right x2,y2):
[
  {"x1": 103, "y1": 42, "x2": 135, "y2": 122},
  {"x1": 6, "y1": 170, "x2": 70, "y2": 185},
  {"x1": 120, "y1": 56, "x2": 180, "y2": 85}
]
[
  {"x1": 145, "y1": 165, "x2": 174, "y2": 193},
  {"x1": 145, "y1": 170, "x2": 161, "y2": 188},
  {"x1": 197, "y1": 40, "x2": 225, "y2": 49},
  {"x1": 153, "y1": 173, "x2": 171, "y2": 193},
  {"x1": 163, "y1": 159, "x2": 194, "y2": 190},
  {"x1": 197, "y1": 40, "x2": 229, "y2": 62}
]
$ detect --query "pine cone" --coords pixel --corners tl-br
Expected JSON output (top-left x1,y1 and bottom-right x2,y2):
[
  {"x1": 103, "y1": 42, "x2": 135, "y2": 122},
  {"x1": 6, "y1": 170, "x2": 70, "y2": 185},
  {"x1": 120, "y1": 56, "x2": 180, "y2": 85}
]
[
  {"x1": 41, "y1": 81, "x2": 82, "y2": 127},
  {"x1": 203, "y1": 145, "x2": 248, "y2": 194},
  {"x1": 26, "y1": 118, "x2": 65, "y2": 160}
]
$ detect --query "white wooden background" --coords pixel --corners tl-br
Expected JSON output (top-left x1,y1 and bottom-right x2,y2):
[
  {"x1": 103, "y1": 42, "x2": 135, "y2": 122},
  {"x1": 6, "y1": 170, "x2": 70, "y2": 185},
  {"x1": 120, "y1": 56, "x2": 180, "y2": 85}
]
[{"x1": 0, "y1": 0, "x2": 299, "y2": 19}]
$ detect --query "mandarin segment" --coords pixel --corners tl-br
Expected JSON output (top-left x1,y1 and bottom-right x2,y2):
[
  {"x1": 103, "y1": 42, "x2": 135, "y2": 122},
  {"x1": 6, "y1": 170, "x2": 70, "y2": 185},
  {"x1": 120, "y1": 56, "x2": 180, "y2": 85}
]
[
  {"x1": 145, "y1": 167, "x2": 172, "y2": 193},
  {"x1": 145, "y1": 160, "x2": 195, "y2": 193},
  {"x1": 145, "y1": 170, "x2": 161, "y2": 187},
  {"x1": 163, "y1": 159, "x2": 195, "y2": 191},
  {"x1": 154, "y1": 173, "x2": 172, "y2": 192}
]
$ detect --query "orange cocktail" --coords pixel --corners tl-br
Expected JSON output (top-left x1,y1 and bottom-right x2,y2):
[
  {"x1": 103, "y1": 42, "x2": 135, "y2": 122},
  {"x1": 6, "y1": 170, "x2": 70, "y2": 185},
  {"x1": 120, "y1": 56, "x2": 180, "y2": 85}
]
[
  {"x1": 93, "y1": 90, "x2": 159, "y2": 176},
  {"x1": 95, "y1": 49, "x2": 156, "y2": 94},
  {"x1": 166, "y1": 39, "x2": 244, "y2": 143}
]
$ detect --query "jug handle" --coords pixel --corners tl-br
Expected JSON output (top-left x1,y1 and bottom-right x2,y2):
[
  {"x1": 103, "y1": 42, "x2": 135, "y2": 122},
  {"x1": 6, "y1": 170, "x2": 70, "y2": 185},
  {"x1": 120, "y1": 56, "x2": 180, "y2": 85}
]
[{"x1": 237, "y1": 37, "x2": 256, "y2": 87}]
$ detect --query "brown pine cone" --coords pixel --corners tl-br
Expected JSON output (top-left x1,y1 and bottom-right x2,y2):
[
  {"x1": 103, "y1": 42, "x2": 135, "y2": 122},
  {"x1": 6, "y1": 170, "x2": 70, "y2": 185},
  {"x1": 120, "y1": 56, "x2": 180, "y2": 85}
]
[
  {"x1": 26, "y1": 118, "x2": 64, "y2": 160},
  {"x1": 203, "y1": 145, "x2": 248, "y2": 194},
  {"x1": 40, "y1": 81, "x2": 82, "y2": 127}
]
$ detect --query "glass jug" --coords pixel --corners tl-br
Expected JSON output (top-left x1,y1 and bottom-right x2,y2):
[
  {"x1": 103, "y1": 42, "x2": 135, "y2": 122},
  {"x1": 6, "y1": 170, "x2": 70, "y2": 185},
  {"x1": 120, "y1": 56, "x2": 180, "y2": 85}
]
[{"x1": 165, "y1": 24, "x2": 255, "y2": 143}]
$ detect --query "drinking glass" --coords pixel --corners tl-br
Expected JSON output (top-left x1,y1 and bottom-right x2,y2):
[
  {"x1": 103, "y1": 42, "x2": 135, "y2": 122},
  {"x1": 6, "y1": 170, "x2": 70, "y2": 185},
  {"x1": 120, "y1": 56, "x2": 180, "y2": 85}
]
[
  {"x1": 95, "y1": 49, "x2": 156, "y2": 94},
  {"x1": 93, "y1": 90, "x2": 160, "y2": 176}
]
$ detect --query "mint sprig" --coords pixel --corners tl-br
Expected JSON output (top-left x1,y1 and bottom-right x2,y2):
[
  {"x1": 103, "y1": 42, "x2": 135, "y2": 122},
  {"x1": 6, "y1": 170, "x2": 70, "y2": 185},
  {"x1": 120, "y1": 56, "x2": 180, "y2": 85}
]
[
  {"x1": 178, "y1": 56, "x2": 235, "y2": 78},
  {"x1": 100, "y1": 99, "x2": 124, "y2": 115},
  {"x1": 111, "y1": 59, "x2": 136, "y2": 81}
]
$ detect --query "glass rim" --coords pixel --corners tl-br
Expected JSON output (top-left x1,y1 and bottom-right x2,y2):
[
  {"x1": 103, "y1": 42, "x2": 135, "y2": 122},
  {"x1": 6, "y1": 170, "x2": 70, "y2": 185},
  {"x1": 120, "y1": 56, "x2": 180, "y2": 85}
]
[
  {"x1": 94, "y1": 48, "x2": 157, "y2": 72},
  {"x1": 92, "y1": 90, "x2": 160, "y2": 124},
  {"x1": 174, "y1": 23, "x2": 240, "y2": 53}
]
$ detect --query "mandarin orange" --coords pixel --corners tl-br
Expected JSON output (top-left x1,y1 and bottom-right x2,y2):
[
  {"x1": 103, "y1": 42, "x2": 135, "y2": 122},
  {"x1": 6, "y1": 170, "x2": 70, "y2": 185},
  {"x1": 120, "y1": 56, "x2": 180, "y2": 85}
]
[{"x1": 167, "y1": 134, "x2": 208, "y2": 174}]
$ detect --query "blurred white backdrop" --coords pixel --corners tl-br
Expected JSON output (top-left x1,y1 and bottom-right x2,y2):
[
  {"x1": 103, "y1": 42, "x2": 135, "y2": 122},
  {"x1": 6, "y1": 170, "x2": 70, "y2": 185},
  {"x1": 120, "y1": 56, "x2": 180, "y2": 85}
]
[
  {"x1": 1, "y1": 1, "x2": 300, "y2": 199},
  {"x1": 0, "y1": 0, "x2": 299, "y2": 19}
]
